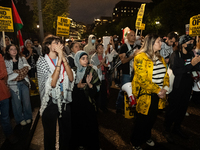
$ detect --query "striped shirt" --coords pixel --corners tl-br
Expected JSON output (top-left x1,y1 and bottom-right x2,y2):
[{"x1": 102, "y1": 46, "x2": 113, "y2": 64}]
[{"x1": 152, "y1": 58, "x2": 166, "y2": 88}]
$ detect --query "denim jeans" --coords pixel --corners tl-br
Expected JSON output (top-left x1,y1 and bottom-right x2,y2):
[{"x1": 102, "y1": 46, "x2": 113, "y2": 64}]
[
  {"x1": 116, "y1": 74, "x2": 133, "y2": 110},
  {"x1": 0, "y1": 99, "x2": 13, "y2": 137},
  {"x1": 10, "y1": 81, "x2": 32, "y2": 124}
]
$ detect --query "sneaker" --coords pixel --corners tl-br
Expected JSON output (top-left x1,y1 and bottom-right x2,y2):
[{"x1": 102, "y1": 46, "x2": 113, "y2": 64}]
[
  {"x1": 26, "y1": 119, "x2": 31, "y2": 124},
  {"x1": 185, "y1": 112, "x2": 189, "y2": 116},
  {"x1": 20, "y1": 120, "x2": 27, "y2": 126},
  {"x1": 132, "y1": 146, "x2": 143, "y2": 150},
  {"x1": 146, "y1": 139, "x2": 155, "y2": 146}
]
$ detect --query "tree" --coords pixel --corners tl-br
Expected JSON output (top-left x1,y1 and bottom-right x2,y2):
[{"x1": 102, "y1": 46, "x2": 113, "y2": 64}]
[{"x1": 32, "y1": 0, "x2": 70, "y2": 34}]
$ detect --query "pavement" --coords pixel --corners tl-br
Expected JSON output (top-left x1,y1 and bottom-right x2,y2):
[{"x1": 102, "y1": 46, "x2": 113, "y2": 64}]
[{"x1": 1, "y1": 86, "x2": 200, "y2": 150}]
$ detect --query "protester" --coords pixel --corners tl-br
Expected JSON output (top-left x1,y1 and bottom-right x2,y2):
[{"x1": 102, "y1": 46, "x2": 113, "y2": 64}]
[
  {"x1": 164, "y1": 35, "x2": 200, "y2": 143},
  {"x1": 4, "y1": 44, "x2": 32, "y2": 126},
  {"x1": 91, "y1": 44, "x2": 110, "y2": 112},
  {"x1": 36, "y1": 35, "x2": 74, "y2": 150},
  {"x1": 84, "y1": 35, "x2": 96, "y2": 61},
  {"x1": 71, "y1": 50, "x2": 101, "y2": 150},
  {"x1": 0, "y1": 35, "x2": 11, "y2": 56},
  {"x1": 0, "y1": 54, "x2": 18, "y2": 144},
  {"x1": 33, "y1": 38, "x2": 42, "y2": 56},
  {"x1": 23, "y1": 39, "x2": 39, "y2": 78},
  {"x1": 116, "y1": 30, "x2": 139, "y2": 114},
  {"x1": 160, "y1": 32, "x2": 178, "y2": 64},
  {"x1": 68, "y1": 42, "x2": 80, "y2": 68},
  {"x1": 131, "y1": 34, "x2": 169, "y2": 150}
]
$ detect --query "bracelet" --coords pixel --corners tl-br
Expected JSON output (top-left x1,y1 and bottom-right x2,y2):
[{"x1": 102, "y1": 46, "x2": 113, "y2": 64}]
[{"x1": 56, "y1": 66, "x2": 61, "y2": 67}]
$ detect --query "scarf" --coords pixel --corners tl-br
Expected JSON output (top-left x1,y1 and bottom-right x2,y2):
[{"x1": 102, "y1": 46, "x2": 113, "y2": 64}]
[{"x1": 74, "y1": 51, "x2": 87, "y2": 84}]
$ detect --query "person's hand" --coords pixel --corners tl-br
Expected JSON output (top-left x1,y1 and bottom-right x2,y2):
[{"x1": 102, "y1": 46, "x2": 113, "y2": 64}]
[
  {"x1": 86, "y1": 72, "x2": 93, "y2": 88},
  {"x1": 28, "y1": 49, "x2": 33, "y2": 55},
  {"x1": 101, "y1": 57, "x2": 106, "y2": 64},
  {"x1": 158, "y1": 89, "x2": 167, "y2": 99},
  {"x1": 191, "y1": 55, "x2": 200, "y2": 66},
  {"x1": 77, "y1": 79, "x2": 87, "y2": 88},
  {"x1": 55, "y1": 43, "x2": 64, "y2": 60}
]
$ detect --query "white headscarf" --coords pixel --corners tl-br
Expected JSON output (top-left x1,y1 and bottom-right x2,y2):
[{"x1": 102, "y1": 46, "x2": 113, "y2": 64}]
[{"x1": 74, "y1": 50, "x2": 88, "y2": 84}]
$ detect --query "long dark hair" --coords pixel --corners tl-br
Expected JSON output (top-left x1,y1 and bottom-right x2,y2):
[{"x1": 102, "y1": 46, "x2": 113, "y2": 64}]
[
  {"x1": 42, "y1": 34, "x2": 63, "y2": 56},
  {"x1": 4, "y1": 44, "x2": 22, "y2": 60}
]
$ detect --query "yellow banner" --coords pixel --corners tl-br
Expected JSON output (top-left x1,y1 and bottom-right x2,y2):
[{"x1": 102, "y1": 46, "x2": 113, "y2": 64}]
[
  {"x1": 0, "y1": 6, "x2": 14, "y2": 32},
  {"x1": 189, "y1": 14, "x2": 200, "y2": 37},
  {"x1": 140, "y1": 23, "x2": 145, "y2": 30},
  {"x1": 56, "y1": 16, "x2": 70, "y2": 37},
  {"x1": 124, "y1": 93, "x2": 134, "y2": 119},
  {"x1": 135, "y1": 4, "x2": 146, "y2": 29}
]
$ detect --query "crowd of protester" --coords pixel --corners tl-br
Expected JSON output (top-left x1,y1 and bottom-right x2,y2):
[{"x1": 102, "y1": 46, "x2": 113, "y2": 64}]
[{"x1": 0, "y1": 31, "x2": 200, "y2": 150}]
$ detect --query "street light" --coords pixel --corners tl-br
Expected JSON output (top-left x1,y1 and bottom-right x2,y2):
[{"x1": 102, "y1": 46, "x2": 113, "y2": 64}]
[
  {"x1": 37, "y1": 25, "x2": 39, "y2": 28},
  {"x1": 155, "y1": 21, "x2": 160, "y2": 25}
]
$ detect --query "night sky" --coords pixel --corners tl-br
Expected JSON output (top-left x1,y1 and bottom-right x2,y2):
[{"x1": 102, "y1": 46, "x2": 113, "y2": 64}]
[
  {"x1": 69, "y1": 0, "x2": 151, "y2": 24},
  {"x1": 27, "y1": 0, "x2": 151, "y2": 24}
]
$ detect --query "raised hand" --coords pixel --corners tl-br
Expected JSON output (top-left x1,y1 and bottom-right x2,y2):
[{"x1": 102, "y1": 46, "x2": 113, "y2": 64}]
[
  {"x1": 86, "y1": 72, "x2": 93, "y2": 88},
  {"x1": 191, "y1": 55, "x2": 200, "y2": 66},
  {"x1": 55, "y1": 43, "x2": 64, "y2": 60},
  {"x1": 77, "y1": 79, "x2": 87, "y2": 88}
]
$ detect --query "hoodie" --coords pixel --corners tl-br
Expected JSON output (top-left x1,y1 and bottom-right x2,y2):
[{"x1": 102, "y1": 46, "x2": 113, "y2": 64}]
[
  {"x1": 83, "y1": 34, "x2": 96, "y2": 61},
  {"x1": 160, "y1": 42, "x2": 173, "y2": 59}
]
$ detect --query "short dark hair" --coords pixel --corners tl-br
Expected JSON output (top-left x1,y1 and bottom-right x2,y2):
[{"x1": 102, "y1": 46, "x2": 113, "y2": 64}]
[
  {"x1": 69, "y1": 41, "x2": 78, "y2": 50},
  {"x1": 42, "y1": 35, "x2": 62, "y2": 56},
  {"x1": 95, "y1": 43, "x2": 103, "y2": 50},
  {"x1": 167, "y1": 32, "x2": 178, "y2": 41},
  {"x1": 4, "y1": 44, "x2": 22, "y2": 60}
]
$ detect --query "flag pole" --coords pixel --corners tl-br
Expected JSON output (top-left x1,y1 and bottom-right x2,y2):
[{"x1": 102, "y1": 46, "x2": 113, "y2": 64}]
[{"x1": 2, "y1": 31, "x2": 6, "y2": 47}]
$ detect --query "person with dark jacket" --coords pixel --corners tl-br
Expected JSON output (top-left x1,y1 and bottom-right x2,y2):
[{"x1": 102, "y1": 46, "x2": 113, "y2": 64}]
[
  {"x1": 23, "y1": 39, "x2": 39, "y2": 78},
  {"x1": 0, "y1": 54, "x2": 18, "y2": 144},
  {"x1": 163, "y1": 35, "x2": 200, "y2": 143}
]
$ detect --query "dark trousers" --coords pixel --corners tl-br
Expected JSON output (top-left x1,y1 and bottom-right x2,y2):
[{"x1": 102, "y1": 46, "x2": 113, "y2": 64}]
[
  {"x1": 97, "y1": 80, "x2": 107, "y2": 110},
  {"x1": 42, "y1": 101, "x2": 71, "y2": 150},
  {"x1": 191, "y1": 91, "x2": 200, "y2": 104},
  {"x1": 130, "y1": 94, "x2": 159, "y2": 146},
  {"x1": 164, "y1": 86, "x2": 191, "y2": 132}
]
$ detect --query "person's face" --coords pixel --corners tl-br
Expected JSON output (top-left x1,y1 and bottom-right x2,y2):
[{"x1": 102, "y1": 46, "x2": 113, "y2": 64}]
[
  {"x1": 127, "y1": 31, "x2": 136, "y2": 43},
  {"x1": 8, "y1": 46, "x2": 17, "y2": 57},
  {"x1": 5, "y1": 38, "x2": 10, "y2": 46},
  {"x1": 79, "y1": 55, "x2": 88, "y2": 67},
  {"x1": 48, "y1": 40, "x2": 61, "y2": 52},
  {"x1": 96, "y1": 45, "x2": 103, "y2": 55},
  {"x1": 26, "y1": 41, "x2": 32, "y2": 48},
  {"x1": 182, "y1": 40, "x2": 194, "y2": 49},
  {"x1": 166, "y1": 37, "x2": 176, "y2": 46},
  {"x1": 153, "y1": 37, "x2": 162, "y2": 52},
  {"x1": 34, "y1": 41, "x2": 39, "y2": 46},
  {"x1": 72, "y1": 43, "x2": 80, "y2": 53}
]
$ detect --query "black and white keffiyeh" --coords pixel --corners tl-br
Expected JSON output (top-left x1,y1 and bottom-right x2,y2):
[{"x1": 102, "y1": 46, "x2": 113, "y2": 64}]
[{"x1": 36, "y1": 55, "x2": 75, "y2": 117}]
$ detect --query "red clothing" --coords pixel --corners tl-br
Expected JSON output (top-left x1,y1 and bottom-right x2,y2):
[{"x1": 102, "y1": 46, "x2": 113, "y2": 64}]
[
  {"x1": 98, "y1": 55, "x2": 105, "y2": 74},
  {"x1": 0, "y1": 54, "x2": 10, "y2": 101}
]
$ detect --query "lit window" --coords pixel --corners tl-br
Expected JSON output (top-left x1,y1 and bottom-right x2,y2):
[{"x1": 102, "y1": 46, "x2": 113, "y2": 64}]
[
  {"x1": 131, "y1": 10, "x2": 133, "y2": 13},
  {"x1": 121, "y1": 10, "x2": 123, "y2": 12},
  {"x1": 124, "y1": 7, "x2": 126, "y2": 9},
  {"x1": 128, "y1": 10, "x2": 130, "y2": 12},
  {"x1": 128, "y1": 7, "x2": 130, "y2": 9},
  {"x1": 115, "y1": 8, "x2": 117, "y2": 11},
  {"x1": 134, "y1": 8, "x2": 136, "y2": 10},
  {"x1": 113, "y1": 13, "x2": 115, "y2": 15},
  {"x1": 124, "y1": 10, "x2": 126, "y2": 12}
]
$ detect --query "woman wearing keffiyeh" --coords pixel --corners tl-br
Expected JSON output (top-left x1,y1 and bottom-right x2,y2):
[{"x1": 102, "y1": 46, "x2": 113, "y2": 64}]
[
  {"x1": 36, "y1": 35, "x2": 74, "y2": 150},
  {"x1": 71, "y1": 50, "x2": 101, "y2": 150}
]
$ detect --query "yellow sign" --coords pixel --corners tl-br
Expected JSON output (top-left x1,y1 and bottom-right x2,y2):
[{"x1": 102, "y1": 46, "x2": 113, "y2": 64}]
[
  {"x1": 189, "y1": 14, "x2": 200, "y2": 37},
  {"x1": 56, "y1": 16, "x2": 70, "y2": 37},
  {"x1": 0, "y1": 6, "x2": 14, "y2": 32},
  {"x1": 124, "y1": 93, "x2": 134, "y2": 119},
  {"x1": 135, "y1": 4, "x2": 146, "y2": 29},
  {"x1": 140, "y1": 23, "x2": 145, "y2": 30}
]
